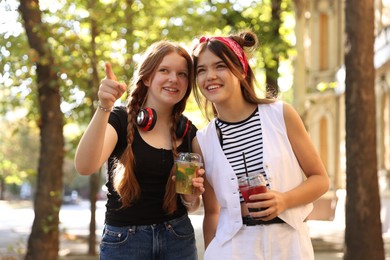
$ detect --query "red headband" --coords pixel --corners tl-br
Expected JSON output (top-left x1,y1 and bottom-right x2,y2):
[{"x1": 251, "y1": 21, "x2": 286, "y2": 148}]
[{"x1": 199, "y1": 36, "x2": 249, "y2": 75}]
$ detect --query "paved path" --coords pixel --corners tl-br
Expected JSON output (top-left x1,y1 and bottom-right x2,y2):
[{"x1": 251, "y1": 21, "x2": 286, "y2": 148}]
[{"x1": 1, "y1": 200, "x2": 390, "y2": 259}]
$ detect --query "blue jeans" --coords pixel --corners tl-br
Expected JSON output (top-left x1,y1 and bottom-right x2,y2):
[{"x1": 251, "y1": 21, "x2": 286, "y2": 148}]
[{"x1": 100, "y1": 214, "x2": 197, "y2": 260}]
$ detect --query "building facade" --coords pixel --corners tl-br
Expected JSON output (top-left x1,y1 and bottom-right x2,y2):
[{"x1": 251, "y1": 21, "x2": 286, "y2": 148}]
[{"x1": 293, "y1": 0, "x2": 390, "y2": 227}]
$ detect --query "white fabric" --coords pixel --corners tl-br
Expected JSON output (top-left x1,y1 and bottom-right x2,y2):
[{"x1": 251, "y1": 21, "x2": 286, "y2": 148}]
[
  {"x1": 204, "y1": 224, "x2": 314, "y2": 260},
  {"x1": 197, "y1": 101, "x2": 314, "y2": 259}
]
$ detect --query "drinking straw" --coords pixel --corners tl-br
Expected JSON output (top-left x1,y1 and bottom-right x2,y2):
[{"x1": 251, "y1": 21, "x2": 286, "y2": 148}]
[{"x1": 242, "y1": 152, "x2": 249, "y2": 178}]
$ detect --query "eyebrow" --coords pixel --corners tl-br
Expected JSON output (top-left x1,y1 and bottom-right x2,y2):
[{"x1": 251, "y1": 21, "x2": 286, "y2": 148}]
[
  {"x1": 158, "y1": 64, "x2": 188, "y2": 71},
  {"x1": 197, "y1": 60, "x2": 225, "y2": 68}
]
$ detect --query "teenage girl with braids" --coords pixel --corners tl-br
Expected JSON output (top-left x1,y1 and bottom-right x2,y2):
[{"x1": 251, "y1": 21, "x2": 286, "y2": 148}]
[
  {"x1": 192, "y1": 31, "x2": 329, "y2": 259},
  {"x1": 75, "y1": 41, "x2": 204, "y2": 260}
]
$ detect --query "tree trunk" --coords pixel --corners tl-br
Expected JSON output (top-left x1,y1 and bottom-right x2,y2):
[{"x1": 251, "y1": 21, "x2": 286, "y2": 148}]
[
  {"x1": 344, "y1": 0, "x2": 384, "y2": 259},
  {"x1": 124, "y1": 0, "x2": 135, "y2": 79},
  {"x1": 86, "y1": 1, "x2": 100, "y2": 255},
  {"x1": 265, "y1": 0, "x2": 282, "y2": 98},
  {"x1": 0, "y1": 178, "x2": 4, "y2": 200},
  {"x1": 19, "y1": 1, "x2": 64, "y2": 259},
  {"x1": 88, "y1": 171, "x2": 100, "y2": 255}
]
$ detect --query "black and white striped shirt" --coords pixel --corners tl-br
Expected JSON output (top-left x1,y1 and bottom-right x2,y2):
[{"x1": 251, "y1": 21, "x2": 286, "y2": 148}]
[{"x1": 215, "y1": 108, "x2": 269, "y2": 201}]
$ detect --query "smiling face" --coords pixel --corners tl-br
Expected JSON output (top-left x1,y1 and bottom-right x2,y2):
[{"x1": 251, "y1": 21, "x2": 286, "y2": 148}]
[
  {"x1": 143, "y1": 52, "x2": 189, "y2": 109},
  {"x1": 196, "y1": 48, "x2": 242, "y2": 106}
]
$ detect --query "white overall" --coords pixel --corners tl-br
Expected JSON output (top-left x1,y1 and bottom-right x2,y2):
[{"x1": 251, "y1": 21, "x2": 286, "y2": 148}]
[{"x1": 197, "y1": 101, "x2": 314, "y2": 260}]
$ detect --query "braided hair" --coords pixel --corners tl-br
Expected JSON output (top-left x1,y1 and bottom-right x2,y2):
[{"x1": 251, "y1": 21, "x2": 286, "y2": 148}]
[{"x1": 113, "y1": 41, "x2": 193, "y2": 214}]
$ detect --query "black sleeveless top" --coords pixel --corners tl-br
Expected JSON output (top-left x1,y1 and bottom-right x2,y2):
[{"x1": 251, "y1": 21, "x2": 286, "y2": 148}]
[{"x1": 104, "y1": 106, "x2": 197, "y2": 226}]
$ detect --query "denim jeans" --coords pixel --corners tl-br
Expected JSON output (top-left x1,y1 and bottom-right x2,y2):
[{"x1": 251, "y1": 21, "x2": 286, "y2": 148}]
[{"x1": 100, "y1": 214, "x2": 197, "y2": 260}]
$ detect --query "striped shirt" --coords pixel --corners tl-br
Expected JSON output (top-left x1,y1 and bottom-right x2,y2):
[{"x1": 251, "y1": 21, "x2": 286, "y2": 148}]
[{"x1": 215, "y1": 108, "x2": 269, "y2": 201}]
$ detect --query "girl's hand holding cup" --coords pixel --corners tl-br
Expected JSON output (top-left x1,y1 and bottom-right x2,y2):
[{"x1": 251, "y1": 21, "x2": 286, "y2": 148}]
[
  {"x1": 179, "y1": 167, "x2": 205, "y2": 208},
  {"x1": 192, "y1": 167, "x2": 205, "y2": 196},
  {"x1": 175, "y1": 153, "x2": 205, "y2": 205}
]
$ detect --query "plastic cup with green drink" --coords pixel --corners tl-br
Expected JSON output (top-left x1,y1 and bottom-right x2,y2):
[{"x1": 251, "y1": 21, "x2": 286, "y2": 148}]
[{"x1": 175, "y1": 153, "x2": 203, "y2": 195}]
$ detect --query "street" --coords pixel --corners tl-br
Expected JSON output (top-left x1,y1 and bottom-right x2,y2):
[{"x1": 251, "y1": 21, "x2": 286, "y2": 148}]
[
  {"x1": 3, "y1": 199, "x2": 384, "y2": 260},
  {"x1": 0, "y1": 200, "x2": 205, "y2": 259}
]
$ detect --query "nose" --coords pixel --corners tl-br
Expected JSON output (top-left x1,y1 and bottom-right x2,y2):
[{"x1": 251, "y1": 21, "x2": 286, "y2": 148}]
[
  {"x1": 206, "y1": 69, "x2": 217, "y2": 80},
  {"x1": 169, "y1": 72, "x2": 178, "y2": 82}
]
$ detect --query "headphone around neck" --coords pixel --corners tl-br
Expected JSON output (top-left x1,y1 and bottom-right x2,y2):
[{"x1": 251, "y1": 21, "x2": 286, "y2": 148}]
[{"x1": 136, "y1": 107, "x2": 191, "y2": 139}]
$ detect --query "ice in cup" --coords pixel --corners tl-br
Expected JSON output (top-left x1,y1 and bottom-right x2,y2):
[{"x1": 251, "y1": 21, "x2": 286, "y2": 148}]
[
  {"x1": 238, "y1": 173, "x2": 268, "y2": 212},
  {"x1": 175, "y1": 153, "x2": 203, "y2": 195}
]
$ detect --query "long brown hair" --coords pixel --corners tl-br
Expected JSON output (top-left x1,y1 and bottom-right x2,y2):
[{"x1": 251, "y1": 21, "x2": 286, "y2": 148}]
[
  {"x1": 192, "y1": 30, "x2": 275, "y2": 120},
  {"x1": 113, "y1": 41, "x2": 193, "y2": 214}
]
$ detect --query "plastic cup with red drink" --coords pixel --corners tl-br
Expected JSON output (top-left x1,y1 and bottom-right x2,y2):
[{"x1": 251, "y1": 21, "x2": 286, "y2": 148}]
[{"x1": 238, "y1": 173, "x2": 268, "y2": 212}]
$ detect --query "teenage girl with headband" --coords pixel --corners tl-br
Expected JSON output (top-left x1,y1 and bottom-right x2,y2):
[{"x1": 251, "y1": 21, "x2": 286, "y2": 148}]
[{"x1": 192, "y1": 31, "x2": 329, "y2": 260}]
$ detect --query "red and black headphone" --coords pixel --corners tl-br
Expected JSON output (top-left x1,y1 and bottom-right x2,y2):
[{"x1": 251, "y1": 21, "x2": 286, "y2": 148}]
[{"x1": 136, "y1": 107, "x2": 191, "y2": 139}]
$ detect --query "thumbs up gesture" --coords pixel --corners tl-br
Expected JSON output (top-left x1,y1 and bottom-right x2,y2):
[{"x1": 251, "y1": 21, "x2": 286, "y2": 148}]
[{"x1": 98, "y1": 62, "x2": 127, "y2": 109}]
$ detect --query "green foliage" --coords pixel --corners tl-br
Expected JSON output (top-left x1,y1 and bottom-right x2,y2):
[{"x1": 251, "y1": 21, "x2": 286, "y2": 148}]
[
  {"x1": 316, "y1": 81, "x2": 337, "y2": 92},
  {"x1": 0, "y1": 158, "x2": 24, "y2": 184},
  {"x1": 1, "y1": 0, "x2": 295, "y2": 193},
  {"x1": 0, "y1": 115, "x2": 39, "y2": 196}
]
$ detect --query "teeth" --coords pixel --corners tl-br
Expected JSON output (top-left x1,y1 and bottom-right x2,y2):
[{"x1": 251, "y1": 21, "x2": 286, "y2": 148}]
[
  {"x1": 207, "y1": 85, "x2": 220, "y2": 90},
  {"x1": 164, "y1": 87, "x2": 178, "y2": 92}
]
